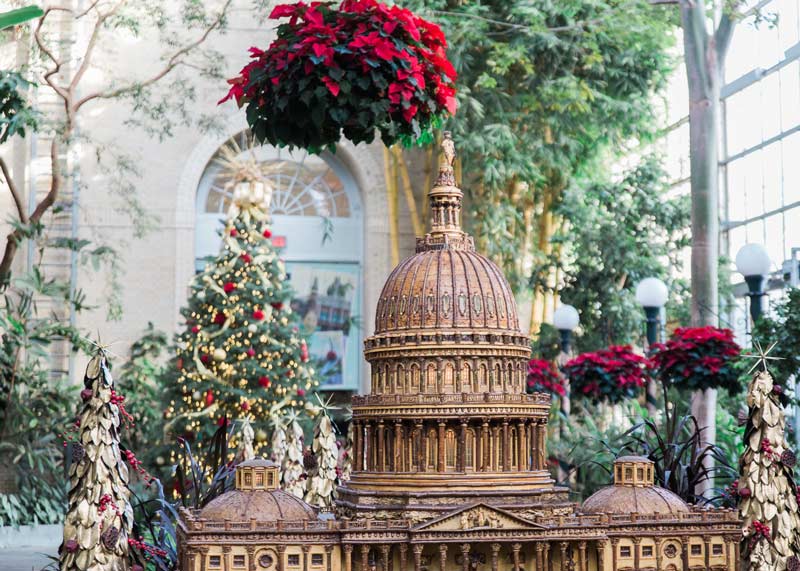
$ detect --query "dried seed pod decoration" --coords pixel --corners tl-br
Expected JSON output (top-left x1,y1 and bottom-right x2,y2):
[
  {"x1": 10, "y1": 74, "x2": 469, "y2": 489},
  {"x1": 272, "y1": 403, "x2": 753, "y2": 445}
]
[{"x1": 782, "y1": 450, "x2": 797, "y2": 469}]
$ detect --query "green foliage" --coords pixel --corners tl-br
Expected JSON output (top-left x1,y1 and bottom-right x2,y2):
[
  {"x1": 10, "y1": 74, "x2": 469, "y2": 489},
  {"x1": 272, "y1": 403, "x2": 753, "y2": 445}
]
[
  {"x1": 116, "y1": 323, "x2": 169, "y2": 459},
  {"x1": 753, "y1": 288, "x2": 800, "y2": 386},
  {"x1": 553, "y1": 156, "x2": 690, "y2": 352},
  {"x1": 0, "y1": 474, "x2": 66, "y2": 527},
  {"x1": 0, "y1": 70, "x2": 37, "y2": 144},
  {"x1": 408, "y1": 0, "x2": 675, "y2": 289},
  {"x1": 0, "y1": 6, "x2": 43, "y2": 30}
]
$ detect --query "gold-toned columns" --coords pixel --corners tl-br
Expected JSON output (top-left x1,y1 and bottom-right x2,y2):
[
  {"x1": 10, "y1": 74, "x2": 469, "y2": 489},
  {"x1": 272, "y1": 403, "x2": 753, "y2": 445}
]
[
  {"x1": 502, "y1": 419, "x2": 510, "y2": 471},
  {"x1": 457, "y1": 420, "x2": 467, "y2": 472},
  {"x1": 437, "y1": 421, "x2": 446, "y2": 472},
  {"x1": 360, "y1": 545, "x2": 370, "y2": 571},
  {"x1": 559, "y1": 542, "x2": 567, "y2": 571},
  {"x1": 511, "y1": 543, "x2": 521, "y2": 571},
  {"x1": 578, "y1": 542, "x2": 587, "y2": 571},
  {"x1": 378, "y1": 420, "x2": 386, "y2": 471},
  {"x1": 460, "y1": 544, "x2": 470, "y2": 571},
  {"x1": 399, "y1": 544, "x2": 408, "y2": 571},
  {"x1": 413, "y1": 545, "x2": 423, "y2": 571},
  {"x1": 364, "y1": 422, "x2": 373, "y2": 471},
  {"x1": 380, "y1": 545, "x2": 391, "y2": 571},
  {"x1": 490, "y1": 543, "x2": 501, "y2": 571},
  {"x1": 595, "y1": 541, "x2": 605, "y2": 570},
  {"x1": 344, "y1": 545, "x2": 353, "y2": 571},
  {"x1": 439, "y1": 544, "x2": 448, "y2": 571},
  {"x1": 480, "y1": 420, "x2": 490, "y2": 472},
  {"x1": 395, "y1": 420, "x2": 404, "y2": 471}
]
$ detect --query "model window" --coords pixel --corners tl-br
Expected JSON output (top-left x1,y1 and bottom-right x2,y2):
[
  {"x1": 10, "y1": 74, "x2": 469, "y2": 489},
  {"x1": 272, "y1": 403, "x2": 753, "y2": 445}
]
[
  {"x1": 209, "y1": 556, "x2": 222, "y2": 568},
  {"x1": 311, "y1": 554, "x2": 324, "y2": 566},
  {"x1": 267, "y1": 472, "x2": 275, "y2": 487},
  {"x1": 234, "y1": 555, "x2": 246, "y2": 567},
  {"x1": 637, "y1": 468, "x2": 644, "y2": 480},
  {"x1": 712, "y1": 544, "x2": 724, "y2": 556},
  {"x1": 625, "y1": 467, "x2": 633, "y2": 481},
  {"x1": 288, "y1": 554, "x2": 301, "y2": 566},
  {"x1": 255, "y1": 472, "x2": 264, "y2": 486},
  {"x1": 245, "y1": 473, "x2": 252, "y2": 486},
  {"x1": 620, "y1": 546, "x2": 631, "y2": 558},
  {"x1": 259, "y1": 554, "x2": 275, "y2": 568},
  {"x1": 690, "y1": 544, "x2": 702, "y2": 556}
]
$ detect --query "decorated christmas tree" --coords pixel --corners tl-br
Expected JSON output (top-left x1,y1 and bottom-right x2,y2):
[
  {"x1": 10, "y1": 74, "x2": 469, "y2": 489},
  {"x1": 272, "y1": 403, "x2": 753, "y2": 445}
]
[
  {"x1": 282, "y1": 410, "x2": 306, "y2": 498},
  {"x1": 61, "y1": 351, "x2": 133, "y2": 571},
  {"x1": 739, "y1": 363, "x2": 800, "y2": 570},
  {"x1": 304, "y1": 396, "x2": 340, "y2": 510},
  {"x1": 161, "y1": 170, "x2": 316, "y2": 459}
]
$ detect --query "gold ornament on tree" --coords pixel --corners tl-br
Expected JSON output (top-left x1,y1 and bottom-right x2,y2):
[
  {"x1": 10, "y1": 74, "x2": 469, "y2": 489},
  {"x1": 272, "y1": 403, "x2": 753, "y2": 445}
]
[
  {"x1": 61, "y1": 351, "x2": 133, "y2": 571},
  {"x1": 739, "y1": 349, "x2": 800, "y2": 570}
]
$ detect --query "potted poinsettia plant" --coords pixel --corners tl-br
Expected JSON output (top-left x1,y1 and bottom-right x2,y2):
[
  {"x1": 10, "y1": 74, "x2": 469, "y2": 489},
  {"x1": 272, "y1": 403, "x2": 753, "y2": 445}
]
[
  {"x1": 650, "y1": 326, "x2": 741, "y2": 393},
  {"x1": 526, "y1": 358, "x2": 566, "y2": 397},
  {"x1": 562, "y1": 345, "x2": 649, "y2": 405},
  {"x1": 220, "y1": 0, "x2": 457, "y2": 151}
]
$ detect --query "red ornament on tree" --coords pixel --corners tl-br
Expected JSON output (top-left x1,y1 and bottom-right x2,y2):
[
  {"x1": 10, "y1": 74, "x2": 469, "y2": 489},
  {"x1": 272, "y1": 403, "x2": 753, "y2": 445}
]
[
  {"x1": 176, "y1": 357, "x2": 183, "y2": 370},
  {"x1": 326, "y1": 350, "x2": 337, "y2": 362},
  {"x1": 247, "y1": 347, "x2": 256, "y2": 357},
  {"x1": 200, "y1": 354, "x2": 210, "y2": 364},
  {"x1": 217, "y1": 417, "x2": 229, "y2": 427},
  {"x1": 191, "y1": 325, "x2": 200, "y2": 334},
  {"x1": 214, "y1": 313, "x2": 226, "y2": 325},
  {"x1": 223, "y1": 282, "x2": 236, "y2": 293},
  {"x1": 240, "y1": 252, "x2": 252, "y2": 264},
  {"x1": 297, "y1": 388, "x2": 306, "y2": 397},
  {"x1": 253, "y1": 309, "x2": 265, "y2": 321},
  {"x1": 263, "y1": 228, "x2": 272, "y2": 239},
  {"x1": 258, "y1": 376, "x2": 271, "y2": 388},
  {"x1": 205, "y1": 390, "x2": 214, "y2": 407},
  {"x1": 241, "y1": 400, "x2": 250, "y2": 411},
  {"x1": 271, "y1": 301, "x2": 283, "y2": 311},
  {"x1": 230, "y1": 228, "x2": 238, "y2": 237}
]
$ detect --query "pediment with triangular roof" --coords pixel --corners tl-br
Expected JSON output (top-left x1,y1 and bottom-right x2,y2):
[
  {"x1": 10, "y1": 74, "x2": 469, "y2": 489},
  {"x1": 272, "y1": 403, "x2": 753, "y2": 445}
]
[{"x1": 412, "y1": 503, "x2": 546, "y2": 533}]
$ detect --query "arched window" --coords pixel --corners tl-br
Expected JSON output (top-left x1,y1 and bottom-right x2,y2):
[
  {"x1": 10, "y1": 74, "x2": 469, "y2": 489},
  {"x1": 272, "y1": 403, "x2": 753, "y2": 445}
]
[
  {"x1": 443, "y1": 363, "x2": 455, "y2": 393},
  {"x1": 445, "y1": 429, "x2": 457, "y2": 469},
  {"x1": 195, "y1": 132, "x2": 363, "y2": 391},
  {"x1": 465, "y1": 428, "x2": 476, "y2": 471},
  {"x1": 426, "y1": 364, "x2": 437, "y2": 392},
  {"x1": 426, "y1": 429, "x2": 438, "y2": 470},
  {"x1": 411, "y1": 364, "x2": 421, "y2": 393}
]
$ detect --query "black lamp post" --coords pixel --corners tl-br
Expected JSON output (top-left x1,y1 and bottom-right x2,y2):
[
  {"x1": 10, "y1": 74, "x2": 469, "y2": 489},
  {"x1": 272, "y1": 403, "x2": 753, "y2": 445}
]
[
  {"x1": 735, "y1": 243, "x2": 771, "y2": 324},
  {"x1": 635, "y1": 277, "x2": 669, "y2": 348},
  {"x1": 553, "y1": 305, "x2": 580, "y2": 354}
]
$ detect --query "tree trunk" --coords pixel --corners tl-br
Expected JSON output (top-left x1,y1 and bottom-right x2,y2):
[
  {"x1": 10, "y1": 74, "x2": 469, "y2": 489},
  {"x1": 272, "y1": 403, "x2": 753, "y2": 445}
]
[{"x1": 681, "y1": 1, "x2": 722, "y2": 498}]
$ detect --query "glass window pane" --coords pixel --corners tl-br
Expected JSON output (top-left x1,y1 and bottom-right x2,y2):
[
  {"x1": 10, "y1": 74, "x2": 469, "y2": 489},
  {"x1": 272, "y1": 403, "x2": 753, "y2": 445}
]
[
  {"x1": 780, "y1": 61, "x2": 800, "y2": 130},
  {"x1": 763, "y1": 213, "x2": 785, "y2": 264},
  {"x1": 762, "y1": 143, "x2": 782, "y2": 212},
  {"x1": 726, "y1": 84, "x2": 761, "y2": 156},
  {"x1": 783, "y1": 132, "x2": 800, "y2": 205},
  {"x1": 760, "y1": 72, "x2": 782, "y2": 141}
]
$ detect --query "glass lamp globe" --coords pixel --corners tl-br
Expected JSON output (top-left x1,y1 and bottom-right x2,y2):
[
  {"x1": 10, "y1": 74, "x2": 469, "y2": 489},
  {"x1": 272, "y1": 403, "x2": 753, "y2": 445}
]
[
  {"x1": 735, "y1": 243, "x2": 771, "y2": 277},
  {"x1": 553, "y1": 304, "x2": 580, "y2": 331},
  {"x1": 635, "y1": 277, "x2": 669, "y2": 308}
]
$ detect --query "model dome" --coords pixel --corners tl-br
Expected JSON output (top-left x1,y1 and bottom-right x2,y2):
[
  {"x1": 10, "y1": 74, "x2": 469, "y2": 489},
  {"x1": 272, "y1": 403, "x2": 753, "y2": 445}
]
[
  {"x1": 581, "y1": 455, "x2": 690, "y2": 516},
  {"x1": 200, "y1": 458, "x2": 317, "y2": 522}
]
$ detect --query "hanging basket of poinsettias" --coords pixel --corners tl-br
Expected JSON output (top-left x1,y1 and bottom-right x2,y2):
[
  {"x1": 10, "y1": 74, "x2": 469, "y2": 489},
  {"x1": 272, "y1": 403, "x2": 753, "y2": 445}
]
[{"x1": 219, "y1": 0, "x2": 457, "y2": 152}]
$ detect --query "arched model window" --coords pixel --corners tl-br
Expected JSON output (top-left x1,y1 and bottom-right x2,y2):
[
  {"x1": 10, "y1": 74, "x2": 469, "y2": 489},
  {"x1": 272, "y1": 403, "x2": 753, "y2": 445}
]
[{"x1": 195, "y1": 131, "x2": 363, "y2": 390}]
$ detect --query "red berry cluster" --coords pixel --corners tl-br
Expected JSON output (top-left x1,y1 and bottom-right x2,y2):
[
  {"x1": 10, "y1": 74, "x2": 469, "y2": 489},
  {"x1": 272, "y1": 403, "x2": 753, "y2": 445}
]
[
  {"x1": 110, "y1": 390, "x2": 135, "y2": 428},
  {"x1": 128, "y1": 536, "x2": 168, "y2": 559},
  {"x1": 761, "y1": 438, "x2": 777, "y2": 461},
  {"x1": 123, "y1": 449, "x2": 155, "y2": 488},
  {"x1": 98, "y1": 493, "x2": 121, "y2": 517},
  {"x1": 751, "y1": 520, "x2": 771, "y2": 541}
]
